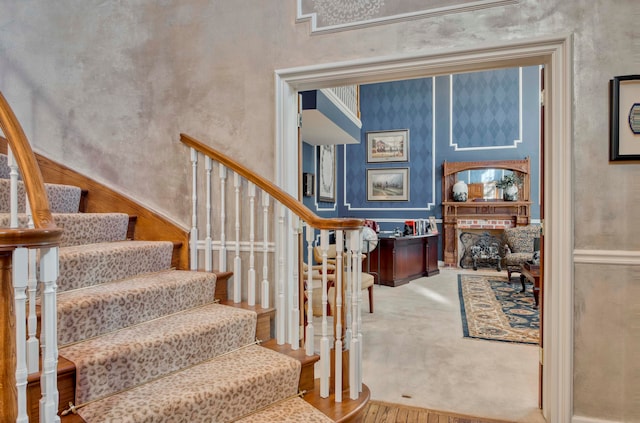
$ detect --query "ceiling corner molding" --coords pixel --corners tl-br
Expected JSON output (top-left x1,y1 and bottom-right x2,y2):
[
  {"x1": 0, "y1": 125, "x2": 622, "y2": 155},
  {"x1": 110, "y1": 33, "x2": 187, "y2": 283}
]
[{"x1": 296, "y1": 0, "x2": 519, "y2": 34}]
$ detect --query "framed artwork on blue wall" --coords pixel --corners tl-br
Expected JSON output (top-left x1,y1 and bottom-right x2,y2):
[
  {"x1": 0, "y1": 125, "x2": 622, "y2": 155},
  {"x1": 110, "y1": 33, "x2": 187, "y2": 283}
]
[
  {"x1": 366, "y1": 129, "x2": 409, "y2": 163},
  {"x1": 610, "y1": 74, "x2": 640, "y2": 161},
  {"x1": 318, "y1": 145, "x2": 336, "y2": 202},
  {"x1": 367, "y1": 168, "x2": 409, "y2": 201}
]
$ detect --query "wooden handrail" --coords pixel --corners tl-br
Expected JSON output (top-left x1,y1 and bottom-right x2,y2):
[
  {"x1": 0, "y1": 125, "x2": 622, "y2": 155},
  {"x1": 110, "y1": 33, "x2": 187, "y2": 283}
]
[
  {"x1": 181, "y1": 133, "x2": 364, "y2": 231},
  {"x1": 0, "y1": 92, "x2": 58, "y2": 236}
]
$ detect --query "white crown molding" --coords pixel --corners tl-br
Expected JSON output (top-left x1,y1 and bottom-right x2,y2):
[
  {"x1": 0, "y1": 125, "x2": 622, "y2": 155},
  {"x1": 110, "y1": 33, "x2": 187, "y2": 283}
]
[
  {"x1": 574, "y1": 249, "x2": 640, "y2": 266},
  {"x1": 296, "y1": 0, "x2": 519, "y2": 34},
  {"x1": 448, "y1": 67, "x2": 523, "y2": 151}
]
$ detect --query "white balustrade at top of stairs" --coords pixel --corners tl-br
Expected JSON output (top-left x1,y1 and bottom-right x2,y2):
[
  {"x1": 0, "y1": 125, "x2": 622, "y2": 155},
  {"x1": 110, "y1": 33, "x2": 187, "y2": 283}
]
[{"x1": 182, "y1": 133, "x2": 366, "y2": 402}]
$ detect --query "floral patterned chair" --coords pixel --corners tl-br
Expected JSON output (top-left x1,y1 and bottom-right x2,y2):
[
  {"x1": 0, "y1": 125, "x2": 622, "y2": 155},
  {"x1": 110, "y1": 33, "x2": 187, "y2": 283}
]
[{"x1": 502, "y1": 225, "x2": 541, "y2": 279}]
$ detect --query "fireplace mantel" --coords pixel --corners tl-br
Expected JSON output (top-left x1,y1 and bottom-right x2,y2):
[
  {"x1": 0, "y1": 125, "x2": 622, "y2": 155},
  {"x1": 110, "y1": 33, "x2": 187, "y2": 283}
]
[{"x1": 441, "y1": 158, "x2": 531, "y2": 267}]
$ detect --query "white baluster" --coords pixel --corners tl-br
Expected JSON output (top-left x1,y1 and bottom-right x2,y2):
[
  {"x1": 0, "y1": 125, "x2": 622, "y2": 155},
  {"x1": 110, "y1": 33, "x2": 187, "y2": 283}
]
[
  {"x1": 349, "y1": 230, "x2": 362, "y2": 400},
  {"x1": 344, "y1": 235, "x2": 353, "y2": 348},
  {"x1": 204, "y1": 156, "x2": 213, "y2": 272},
  {"x1": 304, "y1": 224, "x2": 314, "y2": 356},
  {"x1": 356, "y1": 228, "x2": 364, "y2": 394},
  {"x1": 12, "y1": 247, "x2": 29, "y2": 423},
  {"x1": 289, "y1": 215, "x2": 300, "y2": 348},
  {"x1": 233, "y1": 173, "x2": 242, "y2": 303},
  {"x1": 334, "y1": 229, "x2": 344, "y2": 402},
  {"x1": 7, "y1": 146, "x2": 19, "y2": 228},
  {"x1": 219, "y1": 166, "x2": 227, "y2": 272},
  {"x1": 248, "y1": 183, "x2": 256, "y2": 306},
  {"x1": 25, "y1": 199, "x2": 39, "y2": 373},
  {"x1": 276, "y1": 204, "x2": 286, "y2": 344},
  {"x1": 189, "y1": 148, "x2": 198, "y2": 270},
  {"x1": 39, "y1": 247, "x2": 60, "y2": 423},
  {"x1": 261, "y1": 193, "x2": 270, "y2": 309},
  {"x1": 319, "y1": 230, "x2": 330, "y2": 398}
]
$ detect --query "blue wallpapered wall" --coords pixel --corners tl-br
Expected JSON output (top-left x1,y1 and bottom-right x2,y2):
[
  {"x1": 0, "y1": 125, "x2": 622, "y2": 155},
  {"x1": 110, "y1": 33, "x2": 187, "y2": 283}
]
[{"x1": 302, "y1": 66, "x2": 541, "y2": 235}]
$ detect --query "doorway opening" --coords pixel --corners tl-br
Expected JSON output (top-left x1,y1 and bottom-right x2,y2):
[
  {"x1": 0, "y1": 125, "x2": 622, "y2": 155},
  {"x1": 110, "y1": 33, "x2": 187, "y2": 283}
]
[{"x1": 275, "y1": 35, "x2": 573, "y2": 423}]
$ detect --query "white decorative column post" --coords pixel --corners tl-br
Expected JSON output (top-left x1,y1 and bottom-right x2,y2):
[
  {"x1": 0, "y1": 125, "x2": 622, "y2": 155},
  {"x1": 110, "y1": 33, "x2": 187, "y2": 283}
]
[
  {"x1": 39, "y1": 246, "x2": 60, "y2": 423},
  {"x1": 12, "y1": 247, "x2": 29, "y2": 423},
  {"x1": 189, "y1": 148, "x2": 198, "y2": 271}
]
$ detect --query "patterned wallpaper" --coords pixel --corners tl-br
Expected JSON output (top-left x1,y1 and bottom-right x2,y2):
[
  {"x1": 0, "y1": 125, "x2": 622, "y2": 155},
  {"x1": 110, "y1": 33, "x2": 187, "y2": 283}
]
[
  {"x1": 343, "y1": 77, "x2": 435, "y2": 213},
  {"x1": 340, "y1": 65, "x2": 540, "y2": 226},
  {"x1": 451, "y1": 68, "x2": 521, "y2": 150}
]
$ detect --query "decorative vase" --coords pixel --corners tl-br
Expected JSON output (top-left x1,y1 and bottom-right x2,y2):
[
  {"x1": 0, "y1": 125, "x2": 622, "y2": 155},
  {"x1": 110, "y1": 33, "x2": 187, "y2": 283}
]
[
  {"x1": 452, "y1": 180, "x2": 468, "y2": 202},
  {"x1": 503, "y1": 184, "x2": 518, "y2": 201}
]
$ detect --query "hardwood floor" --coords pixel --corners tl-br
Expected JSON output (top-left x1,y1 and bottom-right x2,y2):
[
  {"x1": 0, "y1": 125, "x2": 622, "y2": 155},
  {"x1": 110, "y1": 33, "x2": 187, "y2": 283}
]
[{"x1": 355, "y1": 401, "x2": 515, "y2": 423}]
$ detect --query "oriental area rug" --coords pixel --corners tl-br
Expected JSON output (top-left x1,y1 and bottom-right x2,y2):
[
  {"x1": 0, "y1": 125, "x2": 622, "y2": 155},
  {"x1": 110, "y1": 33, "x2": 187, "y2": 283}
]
[{"x1": 458, "y1": 274, "x2": 539, "y2": 345}]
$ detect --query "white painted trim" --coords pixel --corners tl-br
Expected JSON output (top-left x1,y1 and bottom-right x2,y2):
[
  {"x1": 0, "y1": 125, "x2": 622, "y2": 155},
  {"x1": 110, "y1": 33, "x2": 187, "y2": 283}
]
[
  {"x1": 448, "y1": 69, "x2": 523, "y2": 151},
  {"x1": 296, "y1": 0, "x2": 519, "y2": 34},
  {"x1": 343, "y1": 76, "x2": 436, "y2": 212},
  {"x1": 572, "y1": 416, "x2": 622, "y2": 423},
  {"x1": 197, "y1": 240, "x2": 276, "y2": 253},
  {"x1": 275, "y1": 34, "x2": 574, "y2": 422},
  {"x1": 574, "y1": 249, "x2": 640, "y2": 266},
  {"x1": 320, "y1": 88, "x2": 362, "y2": 128},
  {"x1": 543, "y1": 36, "x2": 573, "y2": 423}
]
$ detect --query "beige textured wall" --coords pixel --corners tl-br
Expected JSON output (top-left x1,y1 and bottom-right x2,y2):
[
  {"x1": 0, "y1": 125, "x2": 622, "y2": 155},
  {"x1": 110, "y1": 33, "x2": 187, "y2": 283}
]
[{"x1": 1, "y1": 1, "x2": 639, "y2": 420}]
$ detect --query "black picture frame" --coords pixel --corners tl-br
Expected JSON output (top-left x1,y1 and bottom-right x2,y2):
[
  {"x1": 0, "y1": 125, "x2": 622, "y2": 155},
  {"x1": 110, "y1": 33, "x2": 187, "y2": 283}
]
[{"x1": 610, "y1": 74, "x2": 640, "y2": 161}]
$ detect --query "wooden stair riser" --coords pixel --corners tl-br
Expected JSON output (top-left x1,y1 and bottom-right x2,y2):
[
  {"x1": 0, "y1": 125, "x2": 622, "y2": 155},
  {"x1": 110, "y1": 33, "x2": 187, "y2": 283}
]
[{"x1": 262, "y1": 339, "x2": 320, "y2": 394}]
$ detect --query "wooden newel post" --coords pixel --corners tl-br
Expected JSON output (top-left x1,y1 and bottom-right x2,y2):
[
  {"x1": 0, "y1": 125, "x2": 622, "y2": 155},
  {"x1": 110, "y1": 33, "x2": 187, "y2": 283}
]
[{"x1": 0, "y1": 250, "x2": 18, "y2": 422}]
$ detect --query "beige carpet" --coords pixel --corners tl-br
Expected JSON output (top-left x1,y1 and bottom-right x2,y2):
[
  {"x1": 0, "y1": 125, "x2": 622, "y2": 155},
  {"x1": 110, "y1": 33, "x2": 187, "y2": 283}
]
[{"x1": 360, "y1": 267, "x2": 547, "y2": 423}]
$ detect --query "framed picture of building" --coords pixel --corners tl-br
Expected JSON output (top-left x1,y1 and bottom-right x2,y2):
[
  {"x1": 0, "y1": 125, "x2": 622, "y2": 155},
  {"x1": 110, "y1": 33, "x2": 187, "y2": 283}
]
[
  {"x1": 366, "y1": 129, "x2": 409, "y2": 163},
  {"x1": 366, "y1": 168, "x2": 409, "y2": 201}
]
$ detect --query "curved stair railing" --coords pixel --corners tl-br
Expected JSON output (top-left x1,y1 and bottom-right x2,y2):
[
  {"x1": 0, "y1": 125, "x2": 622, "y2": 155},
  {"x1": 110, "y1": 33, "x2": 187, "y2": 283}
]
[
  {"x1": 181, "y1": 133, "x2": 367, "y2": 402},
  {"x1": 0, "y1": 92, "x2": 62, "y2": 422}
]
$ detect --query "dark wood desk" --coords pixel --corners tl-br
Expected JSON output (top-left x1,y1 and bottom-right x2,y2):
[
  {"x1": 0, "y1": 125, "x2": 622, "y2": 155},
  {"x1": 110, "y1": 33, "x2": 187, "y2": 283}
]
[
  {"x1": 367, "y1": 234, "x2": 439, "y2": 287},
  {"x1": 520, "y1": 263, "x2": 540, "y2": 306}
]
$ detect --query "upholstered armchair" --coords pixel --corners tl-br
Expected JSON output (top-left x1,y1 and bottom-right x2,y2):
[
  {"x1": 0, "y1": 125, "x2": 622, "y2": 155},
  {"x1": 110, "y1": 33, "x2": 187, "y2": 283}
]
[{"x1": 502, "y1": 225, "x2": 541, "y2": 279}]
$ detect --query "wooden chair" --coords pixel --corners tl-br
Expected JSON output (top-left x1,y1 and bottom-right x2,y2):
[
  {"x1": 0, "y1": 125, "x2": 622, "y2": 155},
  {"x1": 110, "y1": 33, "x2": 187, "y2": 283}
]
[{"x1": 312, "y1": 244, "x2": 374, "y2": 314}]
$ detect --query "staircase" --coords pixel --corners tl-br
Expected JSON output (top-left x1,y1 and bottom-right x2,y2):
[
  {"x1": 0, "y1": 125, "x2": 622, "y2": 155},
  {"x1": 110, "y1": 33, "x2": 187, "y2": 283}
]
[
  {"x1": 0, "y1": 155, "x2": 340, "y2": 423},
  {"x1": 0, "y1": 92, "x2": 369, "y2": 422}
]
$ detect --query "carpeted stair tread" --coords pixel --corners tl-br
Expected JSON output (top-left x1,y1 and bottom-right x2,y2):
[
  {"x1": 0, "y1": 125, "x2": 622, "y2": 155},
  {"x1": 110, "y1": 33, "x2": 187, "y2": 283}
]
[
  {"x1": 61, "y1": 302, "x2": 258, "y2": 404},
  {"x1": 52, "y1": 212, "x2": 130, "y2": 246},
  {"x1": 58, "y1": 240, "x2": 174, "y2": 292},
  {"x1": 234, "y1": 397, "x2": 335, "y2": 422},
  {"x1": 0, "y1": 212, "x2": 130, "y2": 246},
  {"x1": 0, "y1": 178, "x2": 81, "y2": 213},
  {"x1": 75, "y1": 345, "x2": 301, "y2": 423},
  {"x1": 57, "y1": 270, "x2": 218, "y2": 346}
]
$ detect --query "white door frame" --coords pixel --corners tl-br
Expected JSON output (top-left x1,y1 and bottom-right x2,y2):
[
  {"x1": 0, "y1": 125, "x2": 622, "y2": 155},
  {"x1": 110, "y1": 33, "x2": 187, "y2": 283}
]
[{"x1": 275, "y1": 34, "x2": 573, "y2": 423}]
